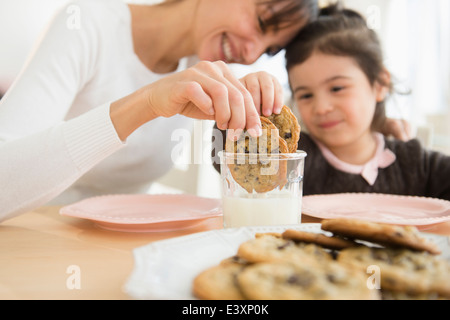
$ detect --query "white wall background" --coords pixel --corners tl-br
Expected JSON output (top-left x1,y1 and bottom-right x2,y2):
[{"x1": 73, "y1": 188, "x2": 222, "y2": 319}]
[
  {"x1": 0, "y1": 0, "x2": 71, "y2": 93},
  {"x1": 1, "y1": 0, "x2": 449, "y2": 199}
]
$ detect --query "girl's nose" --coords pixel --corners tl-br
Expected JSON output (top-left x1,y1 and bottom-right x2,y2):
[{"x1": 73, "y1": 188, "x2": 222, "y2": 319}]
[{"x1": 313, "y1": 95, "x2": 334, "y2": 115}]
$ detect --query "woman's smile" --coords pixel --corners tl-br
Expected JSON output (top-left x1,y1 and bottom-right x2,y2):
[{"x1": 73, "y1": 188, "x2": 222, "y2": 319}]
[
  {"x1": 221, "y1": 33, "x2": 234, "y2": 63},
  {"x1": 220, "y1": 33, "x2": 243, "y2": 64}
]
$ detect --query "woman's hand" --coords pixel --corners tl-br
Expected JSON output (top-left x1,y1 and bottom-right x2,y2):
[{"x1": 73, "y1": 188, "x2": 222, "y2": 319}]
[
  {"x1": 382, "y1": 118, "x2": 412, "y2": 141},
  {"x1": 239, "y1": 71, "x2": 284, "y2": 117},
  {"x1": 144, "y1": 61, "x2": 264, "y2": 139},
  {"x1": 110, "y1": 61, "x2": 284, "y2": 141}
]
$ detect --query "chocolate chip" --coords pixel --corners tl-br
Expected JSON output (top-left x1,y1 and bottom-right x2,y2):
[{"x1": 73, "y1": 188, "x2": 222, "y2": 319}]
[
  {"x1": 326, "y1": 273, "x2": 338, "y2": 284},
  {"x1": 277, "y1": 241, "x2": 294, "y2": 250},
  {"x1": 415, "y1": 264, "x2": 426, "y2": 271},
  {"x1": 287, "y1": 273, "x2": 314, "y2": 288},
  {"x1": 371, "y1": 249, "x2": 393, "y2": 264}
]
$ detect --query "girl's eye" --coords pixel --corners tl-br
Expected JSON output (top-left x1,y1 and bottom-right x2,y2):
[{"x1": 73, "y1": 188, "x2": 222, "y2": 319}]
[
  {"x1": 297, "y1": 93, "x2": 313, "y2": 100},
  {"x1": 331, "y1": 86, "x2": 345, "y2": 93}
]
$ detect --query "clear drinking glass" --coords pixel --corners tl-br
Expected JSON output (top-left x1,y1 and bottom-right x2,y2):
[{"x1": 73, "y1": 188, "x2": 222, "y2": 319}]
[{"x1": 219, "y1": 151, "x2": 307, "y2": 228}]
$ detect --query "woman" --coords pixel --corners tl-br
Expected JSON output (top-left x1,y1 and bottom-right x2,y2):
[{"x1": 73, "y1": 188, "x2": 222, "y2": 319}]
[{"x1": 0, "y1": 0, "x2": 317, "y2": 221}]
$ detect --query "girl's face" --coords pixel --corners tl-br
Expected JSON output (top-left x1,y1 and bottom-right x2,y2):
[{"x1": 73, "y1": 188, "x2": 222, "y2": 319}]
[
  {"x1": 193, "y1": 0, "x2": 306, "y2": 65},
  {"x1": 289, "y1": 52, "x2": 386, "y2": 149}
]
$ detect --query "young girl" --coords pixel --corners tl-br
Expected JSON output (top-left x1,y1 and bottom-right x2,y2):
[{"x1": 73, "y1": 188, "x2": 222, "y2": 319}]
[{"x1": 285, "y1": 4, "x2": 450, "y2": 200}]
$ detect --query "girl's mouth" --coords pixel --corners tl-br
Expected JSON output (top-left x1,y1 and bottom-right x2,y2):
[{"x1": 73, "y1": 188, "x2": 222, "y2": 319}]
[{"x1": 319, "y1": 120, "x2": 342, "y2": 129}]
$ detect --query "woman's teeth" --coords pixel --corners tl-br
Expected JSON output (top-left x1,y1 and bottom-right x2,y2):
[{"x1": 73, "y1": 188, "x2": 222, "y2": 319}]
[{"x1": 222, "y1": 35, "x2": 233, "y2": 62}]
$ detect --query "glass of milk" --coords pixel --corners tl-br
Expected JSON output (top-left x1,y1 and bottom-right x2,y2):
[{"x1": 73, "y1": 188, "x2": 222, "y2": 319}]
[{"x1": 219, "y1": 151, "x2": 307, "y2": 228}]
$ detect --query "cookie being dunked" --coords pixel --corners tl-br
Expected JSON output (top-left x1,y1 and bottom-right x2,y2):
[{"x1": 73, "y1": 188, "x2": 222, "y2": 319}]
[
  {"x1": 225, "y1": 117, "x2": 288, "y2": 193},
  {"x1": 225, "y1": 117, "x2": 282, "y2": 154},
  {"x1": 267, "y1": 105, "x2": 301, "y2": 153}
]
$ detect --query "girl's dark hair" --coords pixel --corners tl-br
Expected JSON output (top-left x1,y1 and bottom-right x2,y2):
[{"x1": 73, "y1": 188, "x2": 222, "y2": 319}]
[{"x1": 285, "y1": 2, "x2": 391, "y2": 131}]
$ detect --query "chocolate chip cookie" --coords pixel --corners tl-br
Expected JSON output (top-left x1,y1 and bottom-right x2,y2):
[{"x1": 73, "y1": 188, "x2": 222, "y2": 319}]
[
  {"x1": 236, "y1": 234, "x2": 332, "y2": 264},
  {"x1": 338, "y1": 246, "x2": 450, "y2": 297},
  {"x1": 225, "y1": 117, "x2": 281, "y2": 154},
  {"x1": 237, "y1": 260, "x2": 378, "y2": 300},
  {"x1": 267, "y1": 105, "x2": 301, "y2": 153},
  {"x1": 192, "y1": 263, "x2": 247, "y2": 300},
  {"x1": 282, "y1": 229, "x2": 359, "y2": 250},
  {"x1": 225, "y1": 117, "x2": 288, "y2": 193},
  {"x1": 321, "y1": 219, "x2": 441, "y2": 255}
]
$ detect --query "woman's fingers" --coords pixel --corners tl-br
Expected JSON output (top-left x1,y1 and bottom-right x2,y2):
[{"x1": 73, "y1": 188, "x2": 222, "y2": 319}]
[
  {"x1": 214, "y1": 62, "x2": 262, "y2": 138},
  {"x1": 193, "y1": 61, "x2": 261, "y2": 138},
  {"x1": 166, "y1": 62, "x2": 232, "y2": 125},
  {"x1": 241, "y1": 75, "x2": 262, "y2": 115},
  {"x1": 382, "y1": 118, "x2": 413, "y2": 141},
  {"x1": 272, "y1": 75, "x2": 284, "y2": 114},
  {"x1": 240, "y1": 71, "x2": 284, "y2": 117},
  {"x1": 177, "y1": 81, "x2": 214, "y2": 116},
  {"x1": 260, "y1": 74, "x2": 275, "y2": 117},
  {"x1": 147, "y1": 61, "x2": 285, "y2": 139}
]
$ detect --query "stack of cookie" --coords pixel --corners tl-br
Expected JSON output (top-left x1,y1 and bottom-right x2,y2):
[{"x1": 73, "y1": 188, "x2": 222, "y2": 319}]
[
  {"x1": 192, "y1": 219, "x2": 450, "y2": 300},
  {"x1": 225, "y1": 105, "x2": 301, "y2": 193}
]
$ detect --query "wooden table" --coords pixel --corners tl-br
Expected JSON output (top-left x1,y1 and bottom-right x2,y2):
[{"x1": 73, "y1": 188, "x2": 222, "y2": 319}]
[{"x1": 1, "y1": 206, "x2": 449, "y2": 300}]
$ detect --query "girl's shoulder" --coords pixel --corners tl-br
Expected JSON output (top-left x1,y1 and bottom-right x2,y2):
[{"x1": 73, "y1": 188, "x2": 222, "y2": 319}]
[
  {"x1": 298, "y1": 132, "x2": 318, "y2": 152},
  {"x1": 385, "y1": 137, "x2": 450, "y2": 165},
  {"x1": 385, "y1": 137, "x2": 422, "y2": 150},
  {"x1": 386, "y1": 137, "x2": 431, "y2": 155},
  {"x1": 385, "y1": 137, "x2": 422, "y2": 158}
]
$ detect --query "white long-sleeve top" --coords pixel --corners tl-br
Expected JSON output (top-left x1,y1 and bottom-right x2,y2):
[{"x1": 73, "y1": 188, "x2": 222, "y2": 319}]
[{"x1": 0, "y1": 0, "x2": 195, "y2": 222}]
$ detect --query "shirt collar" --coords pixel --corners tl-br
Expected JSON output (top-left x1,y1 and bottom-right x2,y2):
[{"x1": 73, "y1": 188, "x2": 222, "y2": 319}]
[{"x1": 314, "y1": 133, "x2": 396, "y2": 186}]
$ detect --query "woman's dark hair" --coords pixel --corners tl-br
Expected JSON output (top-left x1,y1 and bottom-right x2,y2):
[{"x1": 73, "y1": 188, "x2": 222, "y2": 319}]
[
  {"x1": 258, "y1": 0, "x2": 319, "y2": 30},
  {"x1": 285, "y1": 2, "x2": 391, "y2": 131},
  {"x1": 258, "y1": 0, "x2": 319, "y2": 56}
]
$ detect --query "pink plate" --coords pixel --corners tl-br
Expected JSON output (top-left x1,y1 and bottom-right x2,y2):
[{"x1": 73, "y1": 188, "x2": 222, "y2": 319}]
[
  {"x1": 302, "y1": 193, "x2": 450, "y2": 226},
  {"x1": 59, "y1": 194, "x2": 222, "y2": 232}
]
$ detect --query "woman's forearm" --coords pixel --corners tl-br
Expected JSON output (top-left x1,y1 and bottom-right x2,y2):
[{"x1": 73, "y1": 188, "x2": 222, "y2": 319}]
[
  {"x1": 0, "y1": 104, "x2": 124, "y2": 222},
  {"x1": 110, "y1": 88, "x2": 159, "y2": 141}
]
